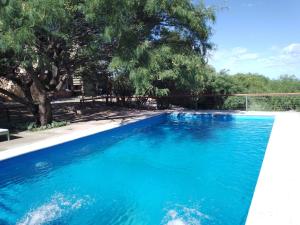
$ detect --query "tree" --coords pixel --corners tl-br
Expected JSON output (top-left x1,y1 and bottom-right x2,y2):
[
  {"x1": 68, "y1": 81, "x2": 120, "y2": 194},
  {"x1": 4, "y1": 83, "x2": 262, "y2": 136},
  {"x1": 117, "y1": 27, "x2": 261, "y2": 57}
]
[
  {"x1": 0, "y1": 0, "x2": 76, "y2": 125},
  {"x1": 92, "y1": 0, "x2": 216, "y2": 100},
  {"x1": 0, "y1": 0, "x2": 111, "y2": 125}
]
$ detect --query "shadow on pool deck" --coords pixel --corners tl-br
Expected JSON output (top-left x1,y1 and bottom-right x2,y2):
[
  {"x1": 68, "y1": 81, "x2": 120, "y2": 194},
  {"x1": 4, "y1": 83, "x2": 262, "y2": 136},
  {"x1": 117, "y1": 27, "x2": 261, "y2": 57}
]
[{"x1": 0, "y1": 135, "x2": 21, "y2": 142}]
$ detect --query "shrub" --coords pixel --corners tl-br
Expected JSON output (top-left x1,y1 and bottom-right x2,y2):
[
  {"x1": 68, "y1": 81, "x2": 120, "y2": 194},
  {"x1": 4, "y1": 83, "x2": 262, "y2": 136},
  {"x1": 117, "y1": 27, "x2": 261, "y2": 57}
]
[
  {"x1": 28, "y1": 121, "x2": 70, "y2": 132},
  {"x1": 223, "y1": 96, "x2": 246, "y2": 110},
  {"x1": 10, "y1": 121, "x2": 70, "y2": 132}
]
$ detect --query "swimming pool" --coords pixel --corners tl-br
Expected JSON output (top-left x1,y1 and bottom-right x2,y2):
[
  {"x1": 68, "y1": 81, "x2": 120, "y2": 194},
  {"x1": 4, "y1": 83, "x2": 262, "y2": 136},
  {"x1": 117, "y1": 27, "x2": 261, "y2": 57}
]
[{"x1": 0, "y1": 113, "x2": 274, "y2": 225}]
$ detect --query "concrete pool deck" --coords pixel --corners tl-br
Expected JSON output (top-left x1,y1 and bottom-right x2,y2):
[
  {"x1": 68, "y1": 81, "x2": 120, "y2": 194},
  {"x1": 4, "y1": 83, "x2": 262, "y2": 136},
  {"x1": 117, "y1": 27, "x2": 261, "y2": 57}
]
[
  {"x1": 246, "y1": 112, "x2": 300, "y2": 225},
  {"x1": 0, "y1": 110, "x2": 299, "y2": 224}
]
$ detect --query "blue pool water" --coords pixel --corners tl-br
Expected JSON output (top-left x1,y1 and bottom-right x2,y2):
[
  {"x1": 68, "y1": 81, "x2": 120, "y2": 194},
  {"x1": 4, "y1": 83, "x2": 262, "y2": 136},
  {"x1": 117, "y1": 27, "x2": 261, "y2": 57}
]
[{"x1": 0, "y1": 113, "x2": 274, "y2": 225}]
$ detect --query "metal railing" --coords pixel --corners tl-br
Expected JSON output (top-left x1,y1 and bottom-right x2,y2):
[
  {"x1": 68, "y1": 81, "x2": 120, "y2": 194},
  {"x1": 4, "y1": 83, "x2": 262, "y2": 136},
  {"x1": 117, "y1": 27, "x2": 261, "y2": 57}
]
[
  {"x1": 77, "y1": 92, "x2": 300, "y2": 111},
  {"x1": 159, "y1": 93, "x2": 300, "y2": 111}
]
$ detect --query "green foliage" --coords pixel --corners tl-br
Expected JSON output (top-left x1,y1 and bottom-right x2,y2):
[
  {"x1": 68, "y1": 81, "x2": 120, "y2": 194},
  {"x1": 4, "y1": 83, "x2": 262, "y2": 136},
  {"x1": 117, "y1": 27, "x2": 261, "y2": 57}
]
[
  {"x1": 223, "y1": 97, "x2": 246, "y2": 110},
  {"x1": 104, "y1": 0, "x2": 215, "y2": 98},
  {"x1": 270, "y1": 75, "x2": 300, "y2": 93},
  {"x1": 0, "y1": 0, "x2": 71, "y2": 54},
  {"x1": 27, "y1": 120, "x2": 70, "y2": 131},
  {"x1": 221, "y1": 73, "x2": 300, "y2": 94},
  {"x1": 10, "y1": 120, "x2": 69, "y2": 131},
  {"x1": 208, "y1": 73, "x2": 300, "y2": 111},
  {"x1": 113, "y1": 75, "x2": 135, "y2": 98}
]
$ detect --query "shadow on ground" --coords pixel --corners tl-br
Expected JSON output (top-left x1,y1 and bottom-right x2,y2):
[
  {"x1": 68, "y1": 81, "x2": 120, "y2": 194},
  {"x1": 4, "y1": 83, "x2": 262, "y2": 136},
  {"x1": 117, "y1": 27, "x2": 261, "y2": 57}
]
[
  {"x1": 0, "y1": 102, "x2": 157, "y2": 136},
  {"x1": 0, "y1": 135, "x2": 22, "y2": 142}
]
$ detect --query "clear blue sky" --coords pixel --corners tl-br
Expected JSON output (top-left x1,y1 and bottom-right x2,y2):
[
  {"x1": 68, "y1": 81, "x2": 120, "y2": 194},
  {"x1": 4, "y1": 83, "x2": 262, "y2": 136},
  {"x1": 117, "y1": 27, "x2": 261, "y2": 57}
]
[{"x1": 194, "y1": 0, "x2": 300, "y2": 78}]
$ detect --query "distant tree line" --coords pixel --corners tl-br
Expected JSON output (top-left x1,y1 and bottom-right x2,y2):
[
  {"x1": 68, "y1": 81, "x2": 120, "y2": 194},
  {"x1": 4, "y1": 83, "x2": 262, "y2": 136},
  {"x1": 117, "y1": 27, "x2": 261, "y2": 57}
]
[{"x1": 196, "y1": 72, "x2": 300, "y2": 111}]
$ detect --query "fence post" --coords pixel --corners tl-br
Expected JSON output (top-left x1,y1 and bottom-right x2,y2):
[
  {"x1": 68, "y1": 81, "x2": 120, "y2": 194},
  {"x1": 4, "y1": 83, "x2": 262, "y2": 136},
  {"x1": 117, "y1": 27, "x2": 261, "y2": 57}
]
[
  {"x1": 6, "y1": 107, "x2": 11, "y2": 129},
  {"x1": 245, "y1": 96, "x2": 248, "y2": 111}
]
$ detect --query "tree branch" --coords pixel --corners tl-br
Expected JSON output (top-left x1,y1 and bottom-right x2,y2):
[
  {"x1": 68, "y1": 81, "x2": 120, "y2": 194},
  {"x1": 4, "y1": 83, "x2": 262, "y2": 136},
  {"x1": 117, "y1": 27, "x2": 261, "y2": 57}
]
[
  {"x1": 0, "y1": 87, "x2": 32, "y2": 106},
  {"x1": 55, "y1": 74, "x2": 69, "y2": 91}
]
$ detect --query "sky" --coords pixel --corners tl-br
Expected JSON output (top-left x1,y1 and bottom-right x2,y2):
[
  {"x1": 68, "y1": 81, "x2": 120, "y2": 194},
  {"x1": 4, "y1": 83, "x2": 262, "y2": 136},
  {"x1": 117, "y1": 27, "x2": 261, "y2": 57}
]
[{"x1": 194, "y1": 0, "x2": 300, "y2": 79}]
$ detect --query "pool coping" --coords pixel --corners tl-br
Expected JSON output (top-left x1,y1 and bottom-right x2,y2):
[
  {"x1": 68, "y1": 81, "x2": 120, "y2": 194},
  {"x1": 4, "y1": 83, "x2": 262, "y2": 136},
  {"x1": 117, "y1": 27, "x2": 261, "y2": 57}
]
[
  {"x1": 245, "y1": 112, "x2": 300, "y2": 225},
  {"x1": 0, "y1": 110, "x2": 299, "y2": 225}
]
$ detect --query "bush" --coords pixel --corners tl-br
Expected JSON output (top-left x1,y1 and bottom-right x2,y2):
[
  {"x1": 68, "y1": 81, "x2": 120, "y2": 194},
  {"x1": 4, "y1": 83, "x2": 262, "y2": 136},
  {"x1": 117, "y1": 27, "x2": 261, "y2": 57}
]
[
  {"x1": 156, "y1": 97, "x2": 171, "y2": 109},
  {"x1": 9, "y1": 121, "x2": 70, "y2": 132},
  {"x1": 28, "y1": 121, "x2": 70, "y2": 132},
  {"x1": 223, "y1": 96, "x2": 246, "y2": 110}
]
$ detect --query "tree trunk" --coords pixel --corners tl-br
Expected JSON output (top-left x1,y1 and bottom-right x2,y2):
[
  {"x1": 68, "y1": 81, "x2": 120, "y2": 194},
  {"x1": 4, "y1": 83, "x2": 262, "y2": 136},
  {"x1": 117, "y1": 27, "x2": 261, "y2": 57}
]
[
  {"x1": 0, "y1": 76, "x2": 53, "y2": 126},
  {"x1": 29, "y1": 104, "x2": 40, "y2": 125},
  {"x1": 30, "y1": 79, "x2": 53, "y2": 126},
  {"x1": 38, "y1": 97, "x2": 52, "y2": 126}
]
